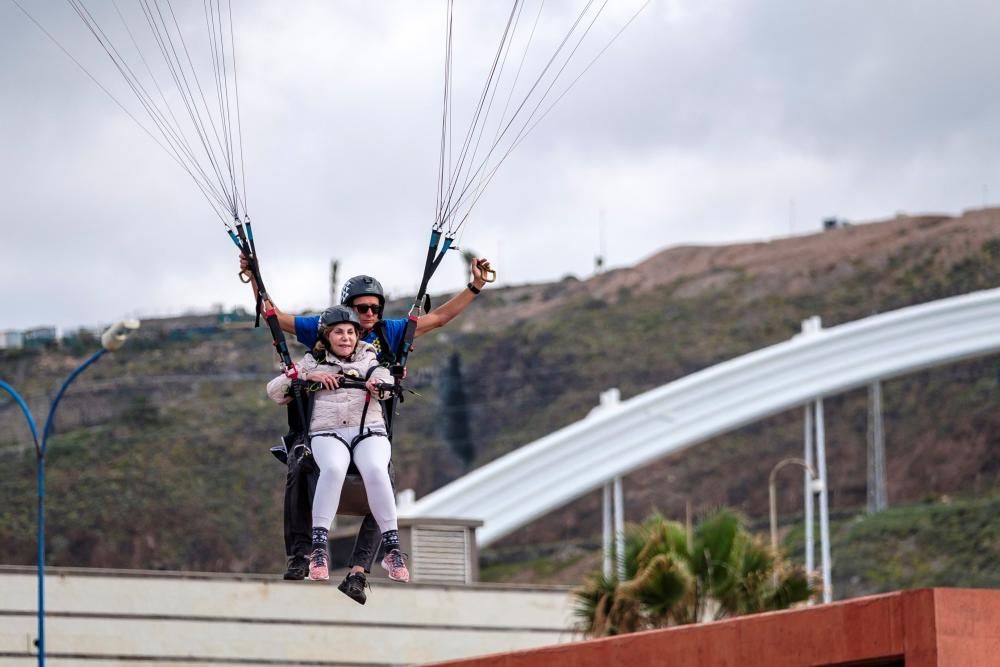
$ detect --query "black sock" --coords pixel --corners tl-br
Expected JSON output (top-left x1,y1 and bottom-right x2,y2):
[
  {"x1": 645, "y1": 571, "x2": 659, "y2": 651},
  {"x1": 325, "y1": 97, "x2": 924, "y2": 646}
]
[
  {"x1": 311, "y1": 527, "x2": 329, "y2": 551},
  {"x1": 382, "y1": 529, "x2": 400, "y2": 551}
]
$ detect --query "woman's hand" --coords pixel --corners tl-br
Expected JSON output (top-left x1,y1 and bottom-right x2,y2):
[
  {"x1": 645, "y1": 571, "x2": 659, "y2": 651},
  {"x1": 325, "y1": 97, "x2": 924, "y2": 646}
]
[
  {"x1": 308, "y1": 371, "x2": 341, "y2": 390},
  {"x1": 366, "y1": 376, "x2": 386, "y2": 397}
]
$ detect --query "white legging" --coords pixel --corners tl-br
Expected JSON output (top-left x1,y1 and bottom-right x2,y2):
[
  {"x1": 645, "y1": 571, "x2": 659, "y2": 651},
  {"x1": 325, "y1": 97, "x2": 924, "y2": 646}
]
[{"x1": 310, "y1": 427, "x2": 397, "y2": 534}]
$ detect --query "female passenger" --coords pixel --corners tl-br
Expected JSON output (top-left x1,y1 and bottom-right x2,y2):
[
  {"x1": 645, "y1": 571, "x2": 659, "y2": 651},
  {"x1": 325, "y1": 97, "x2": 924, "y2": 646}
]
[{"x1": 266, "y1": 306, "x2": 409, "y2": 583}]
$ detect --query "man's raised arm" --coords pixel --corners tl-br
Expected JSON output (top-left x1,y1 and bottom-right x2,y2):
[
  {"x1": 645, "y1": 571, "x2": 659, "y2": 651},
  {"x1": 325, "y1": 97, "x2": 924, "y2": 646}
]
[{"x1": 415, "y1": 257, "x2": 493, "y2": 337}]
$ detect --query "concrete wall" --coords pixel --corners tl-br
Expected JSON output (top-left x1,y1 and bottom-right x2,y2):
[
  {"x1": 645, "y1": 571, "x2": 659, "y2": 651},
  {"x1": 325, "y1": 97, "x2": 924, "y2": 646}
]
[
  {"x1": 423, "y1": 588, "x2": 1000, "y2": 667},
  {"x1": 0, "y1": 566, "x2": 577, "y2": 666}
]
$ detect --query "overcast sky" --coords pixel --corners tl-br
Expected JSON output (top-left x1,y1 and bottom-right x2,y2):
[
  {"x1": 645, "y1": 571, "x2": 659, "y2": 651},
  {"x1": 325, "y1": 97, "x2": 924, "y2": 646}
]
[{"x1": 3, "y1": 1, "x2": 999, "y2": 332}]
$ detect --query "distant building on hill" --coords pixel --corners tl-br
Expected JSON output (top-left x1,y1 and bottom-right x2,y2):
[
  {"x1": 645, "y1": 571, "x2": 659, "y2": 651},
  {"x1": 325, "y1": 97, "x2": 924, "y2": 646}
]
[
  {"x1": 217, "y1": 306, "x2": 255, "y2": 328},
  {"x1": 0, "y1": 330, "x2": 24, "y2": 350},
  {"x1": 823, "y1": 216, "x2": 851, "y2": 231},
  {"x1": 22, "y1": 327, "x2": 57, "y2": 348},
  {"x1": 135, "y1": 308, "x2": 259, "y2": 338}
]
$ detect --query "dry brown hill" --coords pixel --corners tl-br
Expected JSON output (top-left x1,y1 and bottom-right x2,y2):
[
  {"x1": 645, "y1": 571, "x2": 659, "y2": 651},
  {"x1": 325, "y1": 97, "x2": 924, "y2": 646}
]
[{"x1": 444, "y1": 207, "x2": 1000, "y2": 333}]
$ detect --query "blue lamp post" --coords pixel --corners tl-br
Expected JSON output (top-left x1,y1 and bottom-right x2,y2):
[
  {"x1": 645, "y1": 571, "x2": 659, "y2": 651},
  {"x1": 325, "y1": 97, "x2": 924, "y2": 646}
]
[{"x1": 0, "y1": 319, "x2": 139, "y2": 666}]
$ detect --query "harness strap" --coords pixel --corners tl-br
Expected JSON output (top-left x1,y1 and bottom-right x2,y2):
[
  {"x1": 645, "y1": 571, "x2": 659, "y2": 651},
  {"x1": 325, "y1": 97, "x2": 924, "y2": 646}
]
[
  {"x1": 310, "y1": 431, "x2": 351, "y2": 448},
  {"x1": 372, "y1": 321, "x2": 396, "y2": 365},
  {"x1": 307, "y1": 367, "x2": 387, "y2": 460},
  {"x1": 310, "y1": 427, "x2": 388, "y2": 454},
  {"x1": 285, "y1": 379, "x2": 316, "y2": 464}
]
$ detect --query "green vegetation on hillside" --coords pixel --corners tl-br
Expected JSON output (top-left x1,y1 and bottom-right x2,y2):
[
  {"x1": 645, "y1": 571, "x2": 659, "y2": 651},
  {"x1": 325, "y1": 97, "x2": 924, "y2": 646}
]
[{"x1": 784, "y1": 494, "x2": 1000, "y2": 598}]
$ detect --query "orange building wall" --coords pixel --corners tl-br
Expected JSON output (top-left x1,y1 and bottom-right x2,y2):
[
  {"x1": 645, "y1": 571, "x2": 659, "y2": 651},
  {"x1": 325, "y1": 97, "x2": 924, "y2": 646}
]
[{"x1": 424, "y1": 588, "x2": 1000, "y2": 667}]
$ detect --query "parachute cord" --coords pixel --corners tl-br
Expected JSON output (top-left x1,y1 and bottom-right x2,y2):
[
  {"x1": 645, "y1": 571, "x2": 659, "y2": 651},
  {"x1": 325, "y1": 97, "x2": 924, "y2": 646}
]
[
  {"x1": 203, "y1": 1, "x2": 230, "y2": 197},
  {"x1": 228, "y1": 0, "x2": 249, "y2": 218},
  {"x1": 498, "y1": 0, "x2": 608, "y2": 154},
  {"x1": 441, "y1": 0, "x2": 650, "y2": 236},
  {"x1": 136, "y1": 0, "x2": 237, "y2": 216},
  {"x1": 206, "y1": 0, "x2": 240, "y2": 217},
  {"x1": 435, "y1": 0, "x2": 518, "y2": 229},
  {"x1": 487, "y1": 0, "x2": 601, "y2": 153},
  {"x1": 203, "y1": 0, "x2": 248, "y2": 218},
  {"x1": 163, "y1": 0, "x2": 238, "y2": 214},
  {"x1": 440, "y1": 0, "x2": 600, "y2": 230},
  {"x1": 9, "y1": 1, "x2": 166, "y2": 161},
  {"x1": 449, "y1": 0, "x2": 524, "y2": 220},
  {"x1": 56, "y1": 0, "x2": 234, "y2": 219},
  {"x1": 465, "y1": 0, "x2": 652, "y2": 226},
  {"x1": 462, "y1": 0, "x2": 543, "y2": 215},
  {"x1": 437, "y1": 1, "x2": 522, "y2": 234},
  {"x1": 451, "y1": 0, "x2": 526, "y2": 231},
  {"x1": 16, "y1": 0, "x2": 246, "y2": 223},
  {"x1": 153, "y1": 0, "x2": 241, "y2": 217},
  {"x1": 137, "y1": 0, "x2": 231, "y2": 209},
  {"x1": 447, "y1": 0, "x2": 608, "y2": 232},
  {"x1": 434, "y1": 0, "x2": 454, "y2": 229},
  {"x1": 509, "y1": 0, "x2": 652, "y2": 155},
  {"x1": 110, "y1": 1, "x2": 211, "y2": 182},
  {"x1": 490, "y1": 0, "x2": 544, "y2": 154},
  {"x1": 105, "y1": 0, "x2": 233, "y2": 213}
]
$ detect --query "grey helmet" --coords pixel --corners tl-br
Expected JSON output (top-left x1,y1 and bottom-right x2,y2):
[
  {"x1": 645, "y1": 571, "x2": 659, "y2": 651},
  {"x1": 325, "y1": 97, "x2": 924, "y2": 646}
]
[
  {"x1": 320, "y1": 305, "x2": 362, "y2": 332},
  {"x1": 340, "y1": 275, "x2": 385, "y2": 307}
]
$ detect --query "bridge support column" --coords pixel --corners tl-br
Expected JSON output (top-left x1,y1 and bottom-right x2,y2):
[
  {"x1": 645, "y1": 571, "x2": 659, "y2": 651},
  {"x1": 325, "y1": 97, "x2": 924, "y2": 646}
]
[
  {"x1": 867, "y1": 381, "x2": 888, "y2": 513},
  {"x1": 613, "y1": 476, "x2": 625, "y2": 581},
  {"x1": 813, "y1": 398, "x2": 833, "y2": 603},
  {"x1": 602, "y1": 484, "x2": 612, "y2": 579},
  {"x1": 800, "y1": 316, "x2": 832, "y2": 603},
  {"x1": 601, "y1": 478, "x2": 626, "y2": 581},
  {"x1": 803, "y1": 404, "x2": 815, "y2": 585}
]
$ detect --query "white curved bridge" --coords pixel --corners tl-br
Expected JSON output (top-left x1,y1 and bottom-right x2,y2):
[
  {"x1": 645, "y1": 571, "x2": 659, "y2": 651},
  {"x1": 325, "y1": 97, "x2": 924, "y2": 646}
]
[{"x1": 402, "y1": 288, "x2": 1000, "y2": 546}]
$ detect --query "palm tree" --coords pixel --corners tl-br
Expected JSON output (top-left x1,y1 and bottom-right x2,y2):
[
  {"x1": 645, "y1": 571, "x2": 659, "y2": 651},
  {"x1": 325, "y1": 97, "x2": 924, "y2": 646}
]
[{"x1": 574, "y1": 509, "x2": 813, "y2": 637}]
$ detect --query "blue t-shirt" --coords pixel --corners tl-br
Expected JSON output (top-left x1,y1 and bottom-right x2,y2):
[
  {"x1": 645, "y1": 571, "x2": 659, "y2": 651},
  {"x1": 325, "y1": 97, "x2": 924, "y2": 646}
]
[{"x1": 294, "y1": 315, "x2": 407, "y2": 363}]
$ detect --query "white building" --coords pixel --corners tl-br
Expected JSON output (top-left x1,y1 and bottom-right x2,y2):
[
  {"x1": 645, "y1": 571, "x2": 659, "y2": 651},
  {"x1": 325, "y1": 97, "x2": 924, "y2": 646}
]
[{"x1": 0, "y1": 330, "x2": 24, "y2": 350}]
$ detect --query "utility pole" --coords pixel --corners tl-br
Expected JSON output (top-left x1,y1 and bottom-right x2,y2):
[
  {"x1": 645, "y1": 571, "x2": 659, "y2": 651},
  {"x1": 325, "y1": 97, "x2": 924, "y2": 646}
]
[
  {"x1": 329, "y1": 260, "x2": 339, "y2": 306},
  {"x1": 595, "y1": 209, "x2": 606, "y2": 275}
]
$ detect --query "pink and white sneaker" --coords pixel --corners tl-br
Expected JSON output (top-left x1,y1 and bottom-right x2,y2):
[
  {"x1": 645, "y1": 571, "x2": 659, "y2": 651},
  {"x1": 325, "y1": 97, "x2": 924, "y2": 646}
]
[
  {"x1": 308, "y1": 547, "x2": 329, "y2": 581},
  {"x1": 381, "y1": 548, "x2": 410, "y2": 583}
]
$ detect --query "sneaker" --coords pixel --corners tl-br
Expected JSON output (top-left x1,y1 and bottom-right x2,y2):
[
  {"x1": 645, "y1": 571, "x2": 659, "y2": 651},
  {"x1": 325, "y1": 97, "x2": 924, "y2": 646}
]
[
  {"x1": 283, "y1": 555, "x2": 309, "y2": 581},
  {"x1": 338, "y1": 571, "x2": 368, "y2": 605},
  {"x1": 381, "y1": 548, "x2": 410, "y2": 583},
  {"x1": 308, "y1": 547, "x2": 329, "y2": 581}
]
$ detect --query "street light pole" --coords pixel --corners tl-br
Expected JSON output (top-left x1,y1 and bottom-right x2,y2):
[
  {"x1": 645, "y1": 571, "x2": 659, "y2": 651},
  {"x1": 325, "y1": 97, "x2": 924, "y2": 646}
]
[
  {"x1": 37, "y1": 347, "x2": 108, "y2": 665},
  {"x1": 768, "y1": 457, "x2": 817, "y2": 555},
  {"x1": 0, "y1": 320, "x2": 138, "y2": 667}
]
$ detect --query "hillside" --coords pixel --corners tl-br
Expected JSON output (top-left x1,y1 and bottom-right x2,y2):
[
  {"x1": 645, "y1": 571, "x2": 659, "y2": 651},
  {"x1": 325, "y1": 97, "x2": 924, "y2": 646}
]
[{"x1": 1, "y1": 209, "x2": 998, "y2": 583}]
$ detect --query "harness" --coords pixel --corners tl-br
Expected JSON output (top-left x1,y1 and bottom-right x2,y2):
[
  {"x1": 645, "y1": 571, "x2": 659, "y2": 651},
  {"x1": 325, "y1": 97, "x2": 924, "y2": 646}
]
[
  {"x1": 276, "y1": 351, "x2": 388, "y2": 472},
  {"x1": 371, "y1": 320, "x2": 401, "y2": 438},
  {"x1": 310, "y1": 364, "x2": 387, "y2": 462},
  {"x1": 270, "y1": 378, "x2": 315, "y2": 466},
  {"x1": 371, "y1": 320, "x2": 397, "y2": 365}
]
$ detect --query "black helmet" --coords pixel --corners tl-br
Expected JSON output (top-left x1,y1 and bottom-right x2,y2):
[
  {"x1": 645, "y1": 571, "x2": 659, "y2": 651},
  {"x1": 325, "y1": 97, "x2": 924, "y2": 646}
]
[
  {"x1": 320, "y1": 305, "x2": 361, "y2": 331},
  {"x1": 340, "y1": 275, "x2": 385, "y2": 307}
]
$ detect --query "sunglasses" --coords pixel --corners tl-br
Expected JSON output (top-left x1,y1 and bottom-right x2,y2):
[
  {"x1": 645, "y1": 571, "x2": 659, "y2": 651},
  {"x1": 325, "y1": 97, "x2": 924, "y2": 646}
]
[{"x1": 353, "y1": 304, "x2": 383, "y2": 315}]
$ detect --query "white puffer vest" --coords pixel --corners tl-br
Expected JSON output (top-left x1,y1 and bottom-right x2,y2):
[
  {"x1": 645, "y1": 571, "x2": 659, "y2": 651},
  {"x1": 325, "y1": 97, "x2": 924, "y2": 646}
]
[{"x1": 266, "y1": 341, "x2": 391, "y2": 433}]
